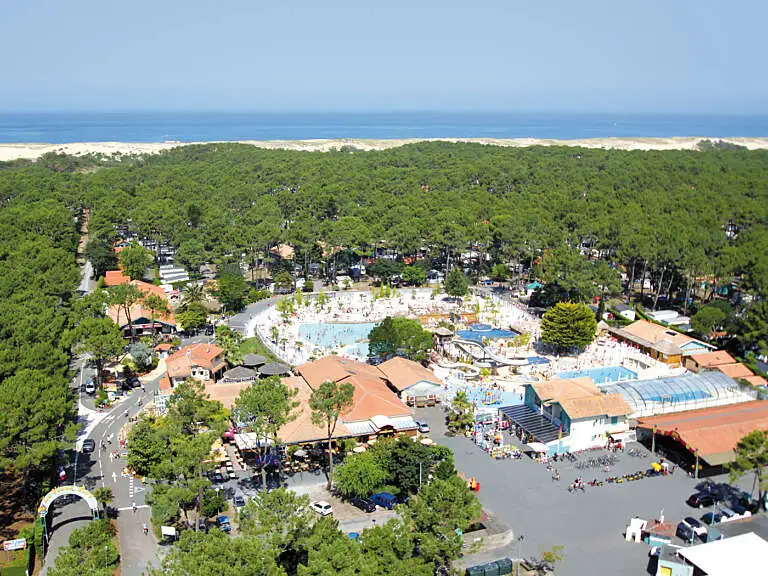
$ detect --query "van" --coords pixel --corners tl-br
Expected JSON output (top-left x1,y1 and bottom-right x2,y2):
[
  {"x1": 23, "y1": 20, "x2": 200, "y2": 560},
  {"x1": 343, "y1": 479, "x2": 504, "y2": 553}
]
[{"x1": 370, "y1": 492, "x2": 397, "y2": 510}]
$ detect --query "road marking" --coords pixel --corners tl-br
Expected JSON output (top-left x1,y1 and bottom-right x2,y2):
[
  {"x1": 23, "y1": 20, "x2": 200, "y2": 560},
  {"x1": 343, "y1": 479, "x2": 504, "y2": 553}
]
[
  {"x1": 117, "y1": 505, "x2": 150, "y2": 511},
  {"x1": 134, "y1": 482, "x2": 145, "y2": 495},
  {"x1": 129, "y1": 476, "x2": 135, "y2": 498},
  {"x1": 112, "y1": 471, "x2": 117, "y2": 484}
]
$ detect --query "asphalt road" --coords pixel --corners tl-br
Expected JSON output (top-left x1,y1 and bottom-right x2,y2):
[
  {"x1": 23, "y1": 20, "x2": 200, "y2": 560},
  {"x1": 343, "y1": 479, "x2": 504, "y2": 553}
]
[{"x1": 43, "y1": 362, "x2": 162, "y2": 575}]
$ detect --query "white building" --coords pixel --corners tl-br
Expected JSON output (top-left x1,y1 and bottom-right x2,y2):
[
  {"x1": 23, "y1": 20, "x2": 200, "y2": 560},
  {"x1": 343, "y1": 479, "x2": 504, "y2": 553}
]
[{"x1": 500, "y1": 377, "x2": 632, "y2": 454}]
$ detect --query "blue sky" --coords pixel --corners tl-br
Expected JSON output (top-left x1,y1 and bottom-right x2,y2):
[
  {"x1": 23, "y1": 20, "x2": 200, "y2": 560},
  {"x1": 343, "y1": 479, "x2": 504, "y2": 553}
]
[{"x1": 1, "y1": 0, "x2": 766, "y2": 113}]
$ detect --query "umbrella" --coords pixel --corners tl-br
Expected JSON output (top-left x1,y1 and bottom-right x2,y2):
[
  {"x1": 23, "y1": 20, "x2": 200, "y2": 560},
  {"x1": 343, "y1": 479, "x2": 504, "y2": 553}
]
[
  {"x1": 242, "y1": 354, "x2": 267, "y2": 367},
  {"x1": 259, "y1": 362, "x2": 291, "y2": 376},
  {"x1": 293, "y1": 449, "x2": 308, "y2": 458},
  {"x1": 352, "y1": 445, "x2": 367, "y2": 453},
  {"x1": 526, "y1": 442, "x2": 548, "y2": 453},
  {"x1": 420, "y1": 438, "x2": 434, "y2": 446}
]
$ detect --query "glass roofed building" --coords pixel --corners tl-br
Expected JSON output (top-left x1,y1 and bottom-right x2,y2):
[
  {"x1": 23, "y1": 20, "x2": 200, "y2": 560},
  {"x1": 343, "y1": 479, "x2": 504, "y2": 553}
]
[{"x1": 598, "y1": 371, "x2": 758, "y2": 418}]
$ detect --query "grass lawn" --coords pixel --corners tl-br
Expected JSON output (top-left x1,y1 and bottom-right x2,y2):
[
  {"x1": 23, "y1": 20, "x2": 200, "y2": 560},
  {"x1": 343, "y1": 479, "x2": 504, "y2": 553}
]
[{"x1": 239, "y1": 336, "x2": 283, "y2": 366}]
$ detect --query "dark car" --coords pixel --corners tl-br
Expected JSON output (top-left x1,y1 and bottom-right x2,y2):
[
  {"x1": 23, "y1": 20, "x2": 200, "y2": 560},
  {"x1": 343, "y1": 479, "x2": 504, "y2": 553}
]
[
  {"x1": 233, "y1": 495, "x2": 246, "y2": 511},
  {"x1": 701, "y1": 511, "x2": 722, "y2": 525},
  {"x1": 687, "y1": 493, "x2": 716, "y2": 508},
  {"x1": 198, "y1": 518, "x2": 208, "y2": 532},
  {"x1": 82, "y1": 439, "x2": 96, "y2": 454},
  {"x1": 370, "y1": 492, "x2": 397, "y2": 510},
  {"x1": 349, "y1": 497, "x2": 376, "y2": 513}
]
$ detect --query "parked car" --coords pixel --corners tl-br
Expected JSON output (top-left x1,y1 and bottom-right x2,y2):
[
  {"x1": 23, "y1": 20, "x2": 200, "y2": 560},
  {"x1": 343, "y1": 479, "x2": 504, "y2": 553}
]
[
  {"x1": 233, "y1": 495, "x2": 246, "y2": 512},
  {"x1": 216, "y1": 515, "x2": 231, "y2": 532},
  {"x1": 84, "y1": 380, "x2": 96, "y2": 395},
  {"x1": 676, "y1": 522, "x2": 695, "y2": 543},
  {"x1": 730, "y1": 504, "x2": 752, "y2": 520},
  {"x1": 82, "y1": 439, "x2": 96, "y2": 454},
  {"x1": 370, "y1": 492, "x2": 398, "y2": 510},
  {"x1": 416, "y1": 421, "x2": 430, "y2": 433},
  {"x1": 683, "y1": 516, "x2": 707, "y2": 537},
  {"x1": 687, "y1": 493, "x2": 716, "y2": 508},
  {"x1": 349, "y1": 497, "x2": 376, "y2": 513},
  {"x1": 198, "y1": 518, "x2": 208, "y2": 532},
  {"x1": 309, "y1": 501, "x2": 333, "y2": 516},
  {"x1": 701, "y1": 511, "x2": 722, "y2": 525},
  {"x1": 717, "y1": 507, "x2": 737, "y2": 523}
]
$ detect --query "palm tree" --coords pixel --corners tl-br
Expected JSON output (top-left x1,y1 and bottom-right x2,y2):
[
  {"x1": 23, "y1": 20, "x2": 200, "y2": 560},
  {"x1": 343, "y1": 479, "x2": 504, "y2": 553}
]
[
  {"x1": 183, "y1": 283, "x2": 205, "y2": 308},
  {"x1": 93, "y1": 486, "x2": 113, "y2": 518}
]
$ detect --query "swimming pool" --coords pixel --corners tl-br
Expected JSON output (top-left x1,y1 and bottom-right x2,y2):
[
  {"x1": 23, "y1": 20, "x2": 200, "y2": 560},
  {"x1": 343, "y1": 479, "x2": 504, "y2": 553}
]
[
  {"x1": 299, "y1": 322, "x2": 377, "y2": 350},
  {"x1": 456, "y1": 323, "x2": 518, "y2": 343},
  {"x1": 558, "y1": 366, "x2": 637, "y2": 385}
]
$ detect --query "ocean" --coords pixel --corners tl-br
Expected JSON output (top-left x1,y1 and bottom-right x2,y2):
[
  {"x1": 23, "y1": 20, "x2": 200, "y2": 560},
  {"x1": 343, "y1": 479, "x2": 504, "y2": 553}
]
[{"x1": 0, "y1": 112, "x2": 767, "y2": 143}]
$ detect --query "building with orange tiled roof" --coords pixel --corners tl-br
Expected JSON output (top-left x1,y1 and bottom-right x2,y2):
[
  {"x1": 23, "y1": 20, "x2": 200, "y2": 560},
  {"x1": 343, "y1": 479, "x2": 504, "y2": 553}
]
[
  {"x1": 684, "y1": 350, "x2": 737, "y2": 372},
  {"x1": 636, "y1": 400, "x2": 768, "y2": 468},
  {"x1": 105, "y1": 271, "x2": 176, "y2": 339},
  {"x1": 378, "y1": 356, "x2": 443, "y2": 401},
  {"x1": 716, "y1": 362, "x2": 756, "y2": 380},
  {"x1": 605, "y1": 320, "x2": 714, "y2": 367},
  {"x1": 235, "y1": 356, "x2": 419, "y2": 449},
  {"x1": 500, "y1": 377, "x2": 632, "y2": 452},
  {"x1": 164, "y1": 343, "x2": 227, "y2": 388},
  {"x1": 104, "y1": 270, "x2": 131, "y2": 286}
]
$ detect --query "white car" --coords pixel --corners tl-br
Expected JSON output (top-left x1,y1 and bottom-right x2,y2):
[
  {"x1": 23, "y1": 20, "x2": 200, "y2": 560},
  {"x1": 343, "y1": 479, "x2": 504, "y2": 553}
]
[
  {"x1": 416, "y1": 421, "x2": 430, "y2": 433},
  {"x1": 309, "y1": 501, "x2": 333, "y2": 516},
  {"x1": 85, "y1": 380, "x2": 96, "y2": 395}
]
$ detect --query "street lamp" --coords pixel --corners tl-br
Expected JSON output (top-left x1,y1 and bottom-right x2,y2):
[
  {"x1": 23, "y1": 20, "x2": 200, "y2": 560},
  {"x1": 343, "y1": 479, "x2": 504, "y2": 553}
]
[{"x1": 515, "y1": 535, "x2": 524, "y2": 576}]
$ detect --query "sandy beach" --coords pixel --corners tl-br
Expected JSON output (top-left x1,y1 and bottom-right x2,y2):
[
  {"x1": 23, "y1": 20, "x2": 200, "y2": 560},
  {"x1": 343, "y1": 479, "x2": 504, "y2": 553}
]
[{"x1": 2, "y1": 136, "x2": 768, "y2": 162}]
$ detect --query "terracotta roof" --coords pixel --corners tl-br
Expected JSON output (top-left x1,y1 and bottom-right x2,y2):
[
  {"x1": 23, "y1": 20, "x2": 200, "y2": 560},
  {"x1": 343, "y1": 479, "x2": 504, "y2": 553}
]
[
  {"x1": 131, "y1": 280, "x2": 167, "y2": 299},
  {"x1": 296, "y1": 355, "x2": 384, "y2": 390},
  {"x1": 155, "y1": 343, "x2": 173, "y2": 351},
  {"x1": 717, "y1": 363, "x2": 756, "y2": 379},
  {"x1": 277, "y1": 376, "x2": 351, "y2": 444},
  {"x1": 530, "y1": 377, "x2": 632, "y2": 420},
  {"x1": 611, "y1": 320, "x2": 713, "y2": 355},
  {"x1": 744, "y1": 375, "x2": 768, "y2": 387},
  {"x1": 530, "y1": 377, "x2": 600, "y2": 402},
  {"x1": 689, "y1": 350, "x2": 737, "y2": 368},
  {"x1": 165, "y1": 343, "x2": 226, "y2": 379},
  {"x1": 159, "y1": 374, "x2": 172, "y2": 392},
  {"x1": 104, "y1": 270, "x2": 166, "y2": 299},
  {"x1": 274, "y1": 357, "x2": 413, "y2": 444},
  {"x1": 344, "y1": 372, "x2": 412, "y2": 422},
  {"x1": 636, "y1": 401, "x2": 768, "y2": 465},
  {"x1": 204, "y1": 381, "x2": 252, "y2": 410},
  {"x1": 104, "y1": 270, "x2": 131, "y2": 286},
  {"x1": 377, "y1": 357, "x2": 443, "y2": 392}
]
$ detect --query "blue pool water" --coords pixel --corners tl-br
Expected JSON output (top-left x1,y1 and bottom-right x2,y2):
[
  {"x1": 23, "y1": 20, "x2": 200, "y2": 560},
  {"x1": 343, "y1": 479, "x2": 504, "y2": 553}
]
[
  {"x1": 558, "y1": 366, "x2": 637, "y2": 385},
  {"x1": 456, "y1": 323, "x2": 518, "y2": 343},
  {"x1": 299, "y1": 322, "x2": 377, "y2": 351}
]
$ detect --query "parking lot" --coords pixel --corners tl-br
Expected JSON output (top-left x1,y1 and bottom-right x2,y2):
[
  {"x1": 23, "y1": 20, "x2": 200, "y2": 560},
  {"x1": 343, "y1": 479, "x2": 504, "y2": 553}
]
[{"x1": 419, "y1": 406, "x2": 754, "y2": 576}]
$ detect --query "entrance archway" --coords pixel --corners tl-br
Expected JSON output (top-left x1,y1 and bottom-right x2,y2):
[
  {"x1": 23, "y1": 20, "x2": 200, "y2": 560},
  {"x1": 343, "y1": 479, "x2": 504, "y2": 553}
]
[{"x1": 37, "y1": 485, "x2": 100, "y2": 549}]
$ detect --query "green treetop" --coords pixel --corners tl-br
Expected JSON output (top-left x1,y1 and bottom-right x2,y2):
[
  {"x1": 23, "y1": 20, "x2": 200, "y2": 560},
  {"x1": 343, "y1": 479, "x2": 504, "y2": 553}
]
[
  {"x1": 540, "y1": 302, "x2": 597, "y2": 352},
  {"x1": 310, "y1": 380, "x2": 355, "y2": 490},
  {"x1": 444, "y1": 267, "x2": 468, "y2": 298},
  {"x1": 119, "y1": 244, "x2": 154, "y2": 281}
]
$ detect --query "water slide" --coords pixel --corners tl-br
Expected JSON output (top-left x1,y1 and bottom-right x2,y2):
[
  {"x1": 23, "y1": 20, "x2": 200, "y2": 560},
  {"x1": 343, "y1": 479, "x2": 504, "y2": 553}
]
[{"x1": 452, "y1": 339, "x2": 528, "y2": 367}]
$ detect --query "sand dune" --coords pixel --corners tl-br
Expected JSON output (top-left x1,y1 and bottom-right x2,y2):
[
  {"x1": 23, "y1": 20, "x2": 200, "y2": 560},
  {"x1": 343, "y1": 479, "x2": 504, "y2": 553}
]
[{"x1": 2, "y1": 136, "x2": 768, "y2": 162}]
